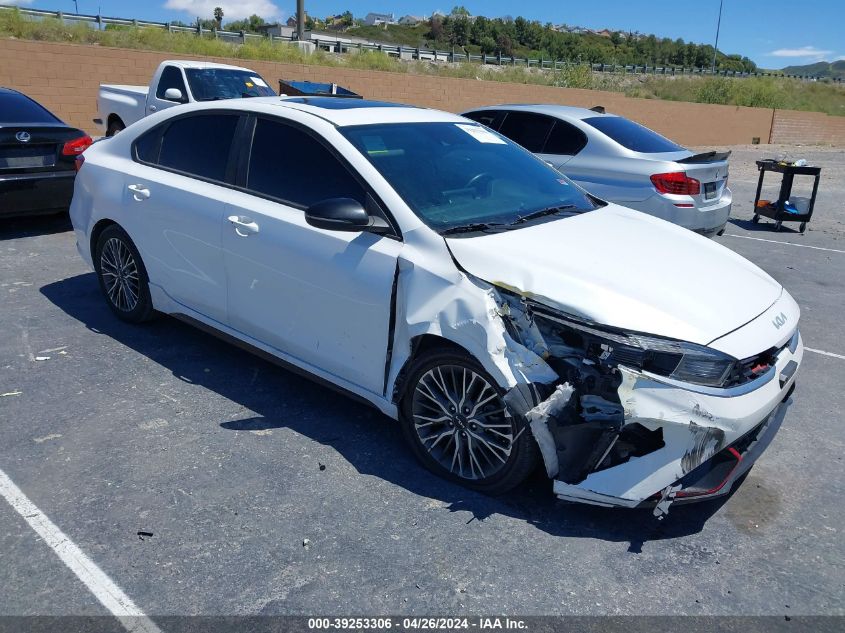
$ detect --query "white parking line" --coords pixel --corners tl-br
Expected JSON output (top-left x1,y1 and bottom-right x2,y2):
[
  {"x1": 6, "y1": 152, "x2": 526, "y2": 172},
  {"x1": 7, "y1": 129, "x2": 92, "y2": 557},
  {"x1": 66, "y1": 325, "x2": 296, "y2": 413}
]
[
  {"x1": 805, "y1": 347, "x2": 845, "y2": 360},
  {"x1": 0, "y1": 468, "x2": 161, "y2": 633},
  {"x1": 724, "y1": 234, "x2": 845, "y2": 254}
]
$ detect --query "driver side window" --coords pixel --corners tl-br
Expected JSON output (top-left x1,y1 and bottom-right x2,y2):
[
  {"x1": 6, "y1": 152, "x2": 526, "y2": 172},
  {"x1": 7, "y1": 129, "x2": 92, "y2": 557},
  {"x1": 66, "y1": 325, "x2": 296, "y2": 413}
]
[
  {"x1": 156, "y1": 66, "x2": 187, "y2": 102},
  {"x1": 246, "y1": 118, "x2": 366, "y2": 209}
]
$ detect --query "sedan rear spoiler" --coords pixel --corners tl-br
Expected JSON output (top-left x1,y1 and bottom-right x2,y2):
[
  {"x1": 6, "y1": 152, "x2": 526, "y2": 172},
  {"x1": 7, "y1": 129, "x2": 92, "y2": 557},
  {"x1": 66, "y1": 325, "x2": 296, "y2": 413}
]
[{"x1": 677, "y1": 150, "x2": 732, "y2": 164}]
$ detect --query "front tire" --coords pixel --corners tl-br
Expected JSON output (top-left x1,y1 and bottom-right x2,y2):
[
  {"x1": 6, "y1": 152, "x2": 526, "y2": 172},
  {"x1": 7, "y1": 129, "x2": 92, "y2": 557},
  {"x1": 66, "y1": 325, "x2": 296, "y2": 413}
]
[
  {"x1": 400, "y1": 349, "x2": 539, "y2": 494},
  {"x1": 94, "y1": 225, "x2": 154, "y2": 323}
]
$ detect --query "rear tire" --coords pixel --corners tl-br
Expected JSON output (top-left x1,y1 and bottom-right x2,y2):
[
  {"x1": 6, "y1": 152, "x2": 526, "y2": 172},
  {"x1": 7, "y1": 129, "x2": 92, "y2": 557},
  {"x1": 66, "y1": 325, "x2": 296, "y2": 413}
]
[
  {"x1": 399, "y1": 349, "x2": 539, "y2": 495},
  {"x1": 94, "y1": 225, "x2": 154, "y2": 323},
  {"x1": 800, "y1": 222, "x2": 807, "y2": 233},
  {"x1": 751, "y1": 214, "x2": 759, "y2": 224},
  {"x1": 775, "y1": 220, "x2": 783, "y2": 231}
]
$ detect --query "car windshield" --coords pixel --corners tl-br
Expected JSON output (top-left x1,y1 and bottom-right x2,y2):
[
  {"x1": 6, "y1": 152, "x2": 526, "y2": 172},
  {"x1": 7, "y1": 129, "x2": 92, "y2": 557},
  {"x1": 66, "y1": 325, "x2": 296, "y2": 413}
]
[
  {"x1": 341, "y1": 122, "x2": 600, "y2": 233},
  {"x1": 0, "y1": 92, "x2": 61, "y2": 124},
  {"x1": 184, "y1": 68, "x2": 275, "y2": 101},
  {"x1": 582, "y1": 115, "x2": 684, "y2": 153}
]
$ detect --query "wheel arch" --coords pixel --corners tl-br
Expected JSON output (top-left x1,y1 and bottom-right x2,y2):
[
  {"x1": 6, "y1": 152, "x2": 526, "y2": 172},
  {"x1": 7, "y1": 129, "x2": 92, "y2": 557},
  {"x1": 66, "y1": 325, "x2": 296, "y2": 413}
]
[
  {"x1": 391, "y1": 334, "x2": 477, "y2": 405},
  {"x1": 89, "y1": 218, "x2": 118, "y2": 260},
  {"x1": 106, "y1": 114, "x2": 125, "y2": 134}
]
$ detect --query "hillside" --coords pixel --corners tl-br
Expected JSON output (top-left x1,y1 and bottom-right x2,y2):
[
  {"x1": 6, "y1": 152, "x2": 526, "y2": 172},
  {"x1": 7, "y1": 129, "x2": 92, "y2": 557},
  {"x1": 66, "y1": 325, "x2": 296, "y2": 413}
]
[
  {"x1": 349, "y1": 18, "x2": 758, "y2": 72},
  {"x1": 781, "y1": 60, "x2": 845, "y2": 79},
  {"x1": 1, "y1": 7, "x2": 843, "y2": 116}
]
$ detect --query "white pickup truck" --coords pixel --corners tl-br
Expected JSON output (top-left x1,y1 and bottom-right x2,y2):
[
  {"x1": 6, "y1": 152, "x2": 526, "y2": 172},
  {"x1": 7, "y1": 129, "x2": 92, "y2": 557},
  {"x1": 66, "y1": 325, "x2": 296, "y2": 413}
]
[{"x1": 95, "y1": 60, "x2": 275, "y2": 136}]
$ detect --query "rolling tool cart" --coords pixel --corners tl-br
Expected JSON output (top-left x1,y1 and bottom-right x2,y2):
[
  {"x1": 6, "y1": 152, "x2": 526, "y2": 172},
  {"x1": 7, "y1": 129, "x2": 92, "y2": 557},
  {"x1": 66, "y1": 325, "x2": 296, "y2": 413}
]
[{"x1": 752, "y1": 159, "x2": 821, "y2": 233}]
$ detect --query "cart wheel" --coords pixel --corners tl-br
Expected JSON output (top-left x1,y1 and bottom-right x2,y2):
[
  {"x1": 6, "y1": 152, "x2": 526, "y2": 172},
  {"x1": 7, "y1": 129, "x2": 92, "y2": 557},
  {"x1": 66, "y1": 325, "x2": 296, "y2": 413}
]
[
  {"x1": 752, "y1": 214, "x2": 759, "y2": 224},
  {"x1": 775, "y1": 221, "x2": 783, "y2": 232},
  {"x1": 800, "y1": 222, "x2": 807, "y2": 233}
]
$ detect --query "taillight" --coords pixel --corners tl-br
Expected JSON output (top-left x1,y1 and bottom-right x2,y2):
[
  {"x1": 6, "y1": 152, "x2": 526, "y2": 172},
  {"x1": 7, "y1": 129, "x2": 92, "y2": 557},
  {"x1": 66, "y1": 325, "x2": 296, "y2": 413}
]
[
  {"x1": 74, "y1": 154, "x2": 85, "y2": 172},
  {"x1": 650, "y1": 172, "x2": 701, "y2": 196},
  {"x1": 62, "y1": 134, "x2": 93, "y2": 156}
]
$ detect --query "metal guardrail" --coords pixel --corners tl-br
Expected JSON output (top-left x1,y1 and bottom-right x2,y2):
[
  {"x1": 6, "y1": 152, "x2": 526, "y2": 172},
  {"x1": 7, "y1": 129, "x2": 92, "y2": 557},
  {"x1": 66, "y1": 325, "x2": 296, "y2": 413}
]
[{"x1": 2, "y1": 4, "x2": 842, "y2": 83}]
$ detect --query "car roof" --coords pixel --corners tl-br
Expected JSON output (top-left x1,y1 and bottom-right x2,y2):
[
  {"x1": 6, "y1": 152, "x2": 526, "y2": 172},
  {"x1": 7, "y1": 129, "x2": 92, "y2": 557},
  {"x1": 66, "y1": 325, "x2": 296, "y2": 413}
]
[
  {"x1": 181, "y1": 96, "x2": 467, "y2": 127},
  {"x1": 464, "y1": 103, "x2": 617, "y2": 121},
  {"x1": 165, "y1": 60, "x2": 255, "y2": 72}
]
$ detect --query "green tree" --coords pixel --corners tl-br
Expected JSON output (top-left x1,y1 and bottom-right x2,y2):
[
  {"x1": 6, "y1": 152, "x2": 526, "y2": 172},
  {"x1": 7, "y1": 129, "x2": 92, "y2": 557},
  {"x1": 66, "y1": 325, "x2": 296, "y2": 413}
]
[
  {"x1": 224, "y1": 14, "x2": 266, "y2": 33},
  {"x1": 451, "y1": 6, "x2": 470, "y2": 16},
  {"x1": 449, "y1": 15, "x2": 470, "y2": 47},
  {"x1": 428, "y1": 15, "x2": 445, "y2": 42},
  {"x1": 470, "y1": 15, "x2": 489, "y2": 45},
  {"x1": 479, "y1": 35, "x2": 496, "y2": 54},
  {"x1": 213, "y1": 7, "x2": 223, "y2": 29},
  {"x1": 496, "y1": 33, "x2": 514, "y2": 57}
]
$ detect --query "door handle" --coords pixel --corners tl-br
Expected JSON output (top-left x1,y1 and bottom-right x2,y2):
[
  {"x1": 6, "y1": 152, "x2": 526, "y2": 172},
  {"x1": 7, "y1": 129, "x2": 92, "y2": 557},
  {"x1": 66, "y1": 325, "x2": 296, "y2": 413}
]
[
  {"x1": 227, "y1": 215, "x2": 259, "y2": 236},
  {"x1": 127, "y1": 184, "x2": 151, "y2": 201}
]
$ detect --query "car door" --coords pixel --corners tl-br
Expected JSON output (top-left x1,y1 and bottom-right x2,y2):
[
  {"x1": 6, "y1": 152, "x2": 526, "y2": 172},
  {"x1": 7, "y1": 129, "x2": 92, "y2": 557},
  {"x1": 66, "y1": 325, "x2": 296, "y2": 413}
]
[
  {"x1": 128, "y1": 111, "x2": 241, "y2": 323},
  {"x1": 146, "y1": 65, "x2": 189, "y2": 116},
  {"x1": 222, "y1": 115, "x2": 402, "y2": 395}
]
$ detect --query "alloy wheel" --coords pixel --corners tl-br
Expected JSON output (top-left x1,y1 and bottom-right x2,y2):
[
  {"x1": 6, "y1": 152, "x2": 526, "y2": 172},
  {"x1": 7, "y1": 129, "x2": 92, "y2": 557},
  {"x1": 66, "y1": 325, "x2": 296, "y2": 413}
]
[
  {"x1": 99, "y1": 237, "x2": 140, "y2": 313},
  {"x1": 411, "y1": 365, "x2": 514, "y2": 480}
]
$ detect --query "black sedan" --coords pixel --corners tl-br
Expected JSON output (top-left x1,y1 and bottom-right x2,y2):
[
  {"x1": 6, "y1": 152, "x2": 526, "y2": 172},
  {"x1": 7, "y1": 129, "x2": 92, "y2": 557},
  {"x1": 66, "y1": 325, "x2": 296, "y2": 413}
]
[{"x1": 1, "y1": 87, "x2": 92, "y2": 217}]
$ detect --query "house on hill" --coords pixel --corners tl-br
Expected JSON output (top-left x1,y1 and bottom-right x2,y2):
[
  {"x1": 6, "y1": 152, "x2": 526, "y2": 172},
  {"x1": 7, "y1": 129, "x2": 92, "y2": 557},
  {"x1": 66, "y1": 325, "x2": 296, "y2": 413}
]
[
  {"x1": 399, "y1": 15, "x2": 424, "y2": 25},
  {"x1": 364, "y1": 12, "x2": 396, "y2": 26}
]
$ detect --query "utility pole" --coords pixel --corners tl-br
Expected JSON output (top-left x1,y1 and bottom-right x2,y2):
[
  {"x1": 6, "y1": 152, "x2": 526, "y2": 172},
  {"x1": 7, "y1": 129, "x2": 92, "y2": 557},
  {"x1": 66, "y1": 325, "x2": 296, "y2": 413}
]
[
  {"x1": 712, "y1": 0, "x2": 724, "y2": 74},
  {"x1": 73, "y1": 1, "x2": 79, "y2": 13},
  {"x1": 296, "y1": 0, "x2": 305, "y2": 41}
]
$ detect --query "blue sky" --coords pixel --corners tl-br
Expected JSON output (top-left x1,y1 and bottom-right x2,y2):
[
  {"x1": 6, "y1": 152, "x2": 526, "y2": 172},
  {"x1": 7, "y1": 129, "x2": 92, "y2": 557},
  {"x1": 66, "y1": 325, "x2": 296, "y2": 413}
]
[{"x1": 9, "y1": 0, "x2": 845, "y2": 68}]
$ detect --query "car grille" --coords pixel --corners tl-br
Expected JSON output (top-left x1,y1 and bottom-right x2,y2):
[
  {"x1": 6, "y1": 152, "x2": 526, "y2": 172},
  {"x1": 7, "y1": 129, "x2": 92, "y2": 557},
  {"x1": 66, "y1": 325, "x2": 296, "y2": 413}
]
[{"x1": 723, "y1": 331, "x2": 796, "y2": 388}]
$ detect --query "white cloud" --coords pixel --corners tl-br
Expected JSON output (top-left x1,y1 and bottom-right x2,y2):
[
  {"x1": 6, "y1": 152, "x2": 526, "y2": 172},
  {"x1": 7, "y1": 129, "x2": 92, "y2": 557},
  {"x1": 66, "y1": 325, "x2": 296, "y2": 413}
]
[
  {"x1": 163, "y1": 0, "x2": 281, "y2": 21},
  {"x1": 767, "y1": 46, "x2": 833, "y2": 60}
]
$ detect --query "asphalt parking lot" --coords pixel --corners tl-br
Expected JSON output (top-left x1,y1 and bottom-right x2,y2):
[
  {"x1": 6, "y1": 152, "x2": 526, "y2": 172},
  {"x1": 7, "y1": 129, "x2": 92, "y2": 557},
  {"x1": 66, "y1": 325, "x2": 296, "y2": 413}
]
[{"x1": 1, "y1": 144, "x2": 843, "y2": 624}]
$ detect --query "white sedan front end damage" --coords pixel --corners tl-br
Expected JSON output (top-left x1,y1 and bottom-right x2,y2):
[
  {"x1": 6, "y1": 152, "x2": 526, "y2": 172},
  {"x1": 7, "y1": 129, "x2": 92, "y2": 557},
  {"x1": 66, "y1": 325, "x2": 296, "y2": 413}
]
[
  {"x1": 499, "y1": 288, "x2": 801, "y2": 516},
  {"x1": 446, "y1": 204, "x2": 802, "y2": 514}
]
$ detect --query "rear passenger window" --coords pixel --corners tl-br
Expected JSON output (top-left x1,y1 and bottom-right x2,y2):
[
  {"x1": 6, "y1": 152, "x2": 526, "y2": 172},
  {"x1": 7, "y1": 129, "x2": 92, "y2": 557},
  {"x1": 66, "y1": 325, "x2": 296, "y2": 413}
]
[
  {"x1": 157, "y1": 114, "x2": 239, "y2": 182},
  {"x1": 497, "y1": 112, "x2": 555, "y2": 153},
  {"x1": 543, "y1": 120, "x2": 588, "y2": 156},
  {"x1": 134, "y1": 129, "x2": 161, "y2": 163},
  {"x1": 247, "y1": 118, "x2": 365, "y2": 207}
]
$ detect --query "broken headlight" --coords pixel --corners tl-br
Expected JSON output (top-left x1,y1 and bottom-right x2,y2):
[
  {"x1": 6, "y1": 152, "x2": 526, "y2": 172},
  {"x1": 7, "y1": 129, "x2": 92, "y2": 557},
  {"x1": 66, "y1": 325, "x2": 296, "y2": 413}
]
[{"x1": 532, "y1": 309, "x2": 737, "y2": 388}]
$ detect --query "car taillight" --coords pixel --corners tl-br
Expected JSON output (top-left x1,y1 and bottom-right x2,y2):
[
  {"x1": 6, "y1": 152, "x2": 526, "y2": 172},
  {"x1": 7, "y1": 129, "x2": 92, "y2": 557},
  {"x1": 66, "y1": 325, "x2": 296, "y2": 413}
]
[
  {"x1": 650, "y1": 172, "x2": 701, "y2": 196},
  {"x1": 62, "y1": 135, "x2": 93, "y2": 156},
  {"x1": 74, "y1": 154, "x2": 85, "y2": 172}
]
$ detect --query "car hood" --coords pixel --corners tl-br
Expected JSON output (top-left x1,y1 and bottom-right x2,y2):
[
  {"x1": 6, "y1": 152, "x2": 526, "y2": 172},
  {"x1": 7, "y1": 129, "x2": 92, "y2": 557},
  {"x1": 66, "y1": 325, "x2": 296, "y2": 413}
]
[{"x1": 445, "y1": 204, "x2": 782, "y2": 346}]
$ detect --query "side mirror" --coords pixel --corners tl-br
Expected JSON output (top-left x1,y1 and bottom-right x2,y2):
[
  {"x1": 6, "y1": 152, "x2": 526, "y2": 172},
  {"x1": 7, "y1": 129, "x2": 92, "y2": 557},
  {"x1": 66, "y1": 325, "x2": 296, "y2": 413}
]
[
  {"x1": 164, "y1": 88, "x2": 185, "y2": 102},
  {"x1": 305, "y1": 198, "x2": 389, "y2": 233}
]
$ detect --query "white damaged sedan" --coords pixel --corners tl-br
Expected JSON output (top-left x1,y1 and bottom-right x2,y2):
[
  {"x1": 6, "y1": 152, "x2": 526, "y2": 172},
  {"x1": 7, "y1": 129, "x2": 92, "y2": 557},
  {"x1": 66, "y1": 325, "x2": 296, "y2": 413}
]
[{"x1": 69, "y1": 97, "x2": 802, "y2": 514}]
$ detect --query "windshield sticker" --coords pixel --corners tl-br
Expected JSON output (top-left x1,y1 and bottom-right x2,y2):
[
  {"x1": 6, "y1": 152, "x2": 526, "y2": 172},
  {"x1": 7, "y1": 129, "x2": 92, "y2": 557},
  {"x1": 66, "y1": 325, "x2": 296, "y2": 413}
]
[
  {"x1": 361, "y1": 135, "x2": 390, "y2": 155},
  {"x1": 245, "y1": 81, "x2": 254, "y2": 88},
  {"x1": 455, "y1": 124, "x2": 507, "y2": 144},
  {"x1": 557, "y1": 179, "x2": 569, "y2": 185},
  {"x1": 250, "y1": 76, "x2": 269, "y2": 88}
]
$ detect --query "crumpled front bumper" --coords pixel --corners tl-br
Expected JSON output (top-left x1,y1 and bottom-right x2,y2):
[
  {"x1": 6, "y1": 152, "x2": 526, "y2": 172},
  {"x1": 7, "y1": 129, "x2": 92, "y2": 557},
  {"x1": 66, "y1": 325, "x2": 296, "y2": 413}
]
[
  {"x1": 663, "y1": 392, "x2": 791, "y2": 506},
  {"x1": 552, "y1": 331, "x2": 802, "y2": 509}
]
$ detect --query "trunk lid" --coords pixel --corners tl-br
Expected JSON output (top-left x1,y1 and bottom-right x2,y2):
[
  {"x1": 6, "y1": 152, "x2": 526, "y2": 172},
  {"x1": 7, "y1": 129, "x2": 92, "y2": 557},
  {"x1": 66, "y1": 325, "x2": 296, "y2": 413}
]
[
  {"x1": 0, "y1": 124, "x2": 83, "y2": 174},
  {"x1": 645, "y1": 150, "x2": 730, "y2": 207}
]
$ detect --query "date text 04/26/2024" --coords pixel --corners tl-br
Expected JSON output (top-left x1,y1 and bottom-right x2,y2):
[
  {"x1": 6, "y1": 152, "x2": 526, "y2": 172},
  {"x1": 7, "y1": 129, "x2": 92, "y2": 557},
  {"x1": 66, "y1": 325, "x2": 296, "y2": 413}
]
[{"x1": 307, "y1": 617, "x2": 528, "y2": 630}]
